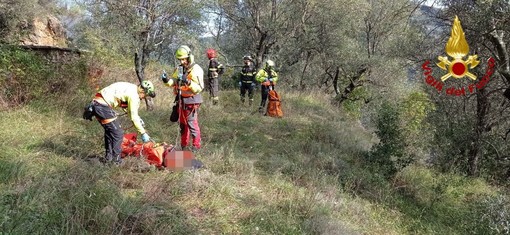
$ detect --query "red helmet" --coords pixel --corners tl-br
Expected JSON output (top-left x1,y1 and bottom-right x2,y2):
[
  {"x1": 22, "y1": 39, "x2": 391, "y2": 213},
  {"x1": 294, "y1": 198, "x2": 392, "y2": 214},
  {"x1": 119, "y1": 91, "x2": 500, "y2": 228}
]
[{"x1": 206, "y1": 48, "x2": 217, "y2": 59}]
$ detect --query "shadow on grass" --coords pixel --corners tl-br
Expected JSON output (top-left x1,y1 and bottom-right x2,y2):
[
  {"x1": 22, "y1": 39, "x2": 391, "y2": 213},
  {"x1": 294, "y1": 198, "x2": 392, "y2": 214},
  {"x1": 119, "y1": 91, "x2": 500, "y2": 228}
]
[
  {"x1": 32, "y1": 134, "x2": 99, "y2": 159},
  {"x1": 0, "y1": 156, "x2": 27, "y2": 185},
  {"x1": 338, "y1": 164, "x2": 494, "y2": 234},
  {"x1": 0, "y1": 157, "x2": 198, "y2": 234},
  {"x1": 233, "y1": 185, "x2": 359, "y2": 234}
]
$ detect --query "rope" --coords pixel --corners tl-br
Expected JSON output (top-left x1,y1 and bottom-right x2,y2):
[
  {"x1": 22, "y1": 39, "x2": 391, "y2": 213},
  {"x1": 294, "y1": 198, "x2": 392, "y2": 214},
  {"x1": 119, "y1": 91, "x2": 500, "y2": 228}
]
[{"x1": 175, "y1": 80, "x2": 182, "y2": 149}]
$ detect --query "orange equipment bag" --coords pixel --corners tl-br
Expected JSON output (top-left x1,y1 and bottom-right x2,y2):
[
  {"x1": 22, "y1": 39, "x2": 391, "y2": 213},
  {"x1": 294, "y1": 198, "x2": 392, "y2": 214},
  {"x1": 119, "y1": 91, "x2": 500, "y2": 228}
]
[
  {"x1": 121, "y1": 133, "x2": 173, "y2": 167},
  {"x1": 266, "y1": 89, "x2": 283, "y2": 118}
]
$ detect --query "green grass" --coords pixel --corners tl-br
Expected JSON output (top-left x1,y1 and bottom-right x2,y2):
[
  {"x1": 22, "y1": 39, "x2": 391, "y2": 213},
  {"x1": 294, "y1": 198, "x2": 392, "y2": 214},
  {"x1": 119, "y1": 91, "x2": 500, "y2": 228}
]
[{"x1": 0, "y1": 87, "x2": 507, "y2": 234}]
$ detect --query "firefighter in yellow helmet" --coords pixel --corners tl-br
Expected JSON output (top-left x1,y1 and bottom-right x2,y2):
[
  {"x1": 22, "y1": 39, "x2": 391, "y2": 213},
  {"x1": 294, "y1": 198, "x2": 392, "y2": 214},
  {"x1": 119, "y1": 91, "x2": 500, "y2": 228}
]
[
  {"x1": 161, "y1": 45, "x2": 204, "y2": 152},
  {"x1": 84, "y1": 81, "x2": 156, "y2": 165},
  {"x1": 255, "y1": 59, "x2": 278, "y2": 113}
]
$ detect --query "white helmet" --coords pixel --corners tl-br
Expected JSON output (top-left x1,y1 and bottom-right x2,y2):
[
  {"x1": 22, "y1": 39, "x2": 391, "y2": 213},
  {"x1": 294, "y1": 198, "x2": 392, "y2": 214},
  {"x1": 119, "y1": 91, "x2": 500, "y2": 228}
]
[{"x1": 265, "y1": 59, "x2": 275, "y2": 68}]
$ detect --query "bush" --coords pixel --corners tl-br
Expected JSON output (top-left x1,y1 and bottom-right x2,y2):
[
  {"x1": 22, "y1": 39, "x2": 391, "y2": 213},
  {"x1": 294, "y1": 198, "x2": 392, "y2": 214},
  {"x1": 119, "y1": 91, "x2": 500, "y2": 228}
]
[
  {"x1": 394, "y1": 165, "x2": 500, "y2": 234},
  {"x1": 479, "y1": 194, "x2": 510, "y2": 234},
  {"x1": 0, "y1": 45, "x2": 89, "y2": 109},
  {"x1": 365, "y1": 102, "x2": 407, "y2": 177},
  {"x1": 0, "y1": 45, "x2": 51, "y2": 107}
]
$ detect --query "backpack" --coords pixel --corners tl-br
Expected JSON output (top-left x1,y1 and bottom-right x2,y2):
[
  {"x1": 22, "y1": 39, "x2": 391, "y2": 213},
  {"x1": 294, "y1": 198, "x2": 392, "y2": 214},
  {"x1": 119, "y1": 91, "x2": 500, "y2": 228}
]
[
  {"x1": 170, "y1": 102, "x2": 179, "y2": 122},
  {"x1": 82, "y1": 102, "x2": 94, "y2": 121},
  {"x1": 266, "y1": 89, "x2": 283, "y2": 118}
]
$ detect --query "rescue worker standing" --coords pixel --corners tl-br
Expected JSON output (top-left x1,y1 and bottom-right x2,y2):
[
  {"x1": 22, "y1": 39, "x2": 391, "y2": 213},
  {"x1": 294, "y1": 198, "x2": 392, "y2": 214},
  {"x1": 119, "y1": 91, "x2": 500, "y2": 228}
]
[
  {"x1": 90, "y1": 81, "x2": 155, "y2": 165},
  {"x1": 255, "y1": 59, "x2": 278, "y2": 113},
  {"x1": 162, "y1": 45, "x2": 204, "y2": 152},
  {"x1": 239, "y1": 55, "x2": 256, "y2": 105},
  {"x1": 206, "y1": 48, "x2": 224, "y2": 105}
]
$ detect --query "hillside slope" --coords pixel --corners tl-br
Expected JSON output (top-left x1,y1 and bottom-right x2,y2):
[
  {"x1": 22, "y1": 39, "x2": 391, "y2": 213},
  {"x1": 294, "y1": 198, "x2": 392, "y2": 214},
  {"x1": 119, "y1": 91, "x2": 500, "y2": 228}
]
[{"x1": 0, "y1": 87, "x2": 503, "y2": 234}]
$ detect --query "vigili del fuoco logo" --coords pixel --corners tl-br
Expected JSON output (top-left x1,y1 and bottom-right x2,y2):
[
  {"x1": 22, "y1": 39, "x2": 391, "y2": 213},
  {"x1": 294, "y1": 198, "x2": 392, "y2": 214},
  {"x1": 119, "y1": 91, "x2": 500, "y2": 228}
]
[{"x1": 422, "y1": 16, "x2": 495, "y2": 96}]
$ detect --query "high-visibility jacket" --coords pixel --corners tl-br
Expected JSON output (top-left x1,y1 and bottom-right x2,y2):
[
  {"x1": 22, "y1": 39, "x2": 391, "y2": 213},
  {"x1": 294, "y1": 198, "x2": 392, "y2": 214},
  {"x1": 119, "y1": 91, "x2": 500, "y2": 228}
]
[
  {"x1": 95, "y1": 82, "x2": 146, "y2": 134},
  {"x1": 255, "y1": 68, "x2": 278, "y2": 86},
  {"x1": 163, "y1": 64, "x2": 204, "y2": 104}
]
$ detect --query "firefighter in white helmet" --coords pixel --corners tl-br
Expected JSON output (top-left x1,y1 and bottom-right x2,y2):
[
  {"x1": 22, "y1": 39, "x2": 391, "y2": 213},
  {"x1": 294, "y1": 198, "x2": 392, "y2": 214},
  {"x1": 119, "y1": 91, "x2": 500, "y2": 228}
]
[{"x1": 255, "y1": 59, "x2": 278, "y2": 113}]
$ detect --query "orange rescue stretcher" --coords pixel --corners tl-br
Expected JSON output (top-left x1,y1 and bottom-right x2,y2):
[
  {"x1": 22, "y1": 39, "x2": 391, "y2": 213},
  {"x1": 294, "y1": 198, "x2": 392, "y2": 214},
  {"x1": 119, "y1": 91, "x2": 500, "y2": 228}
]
[{"x1": 121, "y1": 133, "x2": 201, "y2": 170}]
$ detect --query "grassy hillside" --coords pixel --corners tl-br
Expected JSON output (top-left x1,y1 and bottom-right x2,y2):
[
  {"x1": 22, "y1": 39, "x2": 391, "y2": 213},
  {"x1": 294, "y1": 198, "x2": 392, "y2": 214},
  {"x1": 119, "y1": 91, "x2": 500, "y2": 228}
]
[{"x1": 0, "y1": 79, "x2": 507, "y2": 234}]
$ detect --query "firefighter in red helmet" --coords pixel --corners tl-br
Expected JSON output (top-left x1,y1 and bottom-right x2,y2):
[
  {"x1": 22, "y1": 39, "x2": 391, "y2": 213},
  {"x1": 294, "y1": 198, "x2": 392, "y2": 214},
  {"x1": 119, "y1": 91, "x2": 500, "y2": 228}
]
[{"x1": 206, "y1": 48, "x2": 224, "y2": 105}]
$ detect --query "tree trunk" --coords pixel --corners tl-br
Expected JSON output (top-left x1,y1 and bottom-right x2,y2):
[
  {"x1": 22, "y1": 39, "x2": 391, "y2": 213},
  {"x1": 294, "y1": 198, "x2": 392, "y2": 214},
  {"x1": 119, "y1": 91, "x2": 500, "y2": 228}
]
[
  {"x1": 488, "y1": 30, "x2": 510, "y2": 101},
  {"x1": 333, "y1": 66, "x2": 340, "y2": 95},
  {"x1": 468, "y1": 88, "x2": 489, "y2": 176},
  {"x1": 299, "y1": 51, "x2": 311, "y2": 90},
  {"x1": 488, "y1": 31, "x2": 510, "y2": 83},
  {"x1": 337, "y1": 67, "x2": 367, "y2": 104},
  {"x1": 135, "y1": 49, "x2": 153, "y2": 111}
]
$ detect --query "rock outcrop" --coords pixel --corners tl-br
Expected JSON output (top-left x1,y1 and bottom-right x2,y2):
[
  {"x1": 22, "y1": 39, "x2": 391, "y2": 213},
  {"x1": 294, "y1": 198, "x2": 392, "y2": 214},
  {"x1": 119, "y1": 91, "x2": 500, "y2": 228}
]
[{"x1": 19, "y1": 15, "x2": 67, "y2": 47}]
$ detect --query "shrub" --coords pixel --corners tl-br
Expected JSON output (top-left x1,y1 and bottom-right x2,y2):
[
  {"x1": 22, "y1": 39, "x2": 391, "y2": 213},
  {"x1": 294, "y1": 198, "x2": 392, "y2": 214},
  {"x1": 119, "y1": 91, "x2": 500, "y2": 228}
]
[
  {"x1": 365, "y1": 102, "x2": 407, "y2": 177},
  {"x1": 479, "y1": 194, "x2": 510, "y2": 234},
  {"x1": 0, "y1": 45, "x2": 89, "y2": 109},
  {"x1": 0, "y1": 45, "x2": 51, "y2": 107}
]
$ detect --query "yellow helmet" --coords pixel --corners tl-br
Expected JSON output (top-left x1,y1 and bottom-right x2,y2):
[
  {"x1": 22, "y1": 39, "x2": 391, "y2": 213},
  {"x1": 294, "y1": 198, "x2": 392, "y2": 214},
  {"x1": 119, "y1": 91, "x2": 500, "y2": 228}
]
[
  {"x1": 175, "y1": 45, "x2": 191, "y2": 59},
  {"x1": 175, "y1": 45, "x2": 194, "y2": 64}
]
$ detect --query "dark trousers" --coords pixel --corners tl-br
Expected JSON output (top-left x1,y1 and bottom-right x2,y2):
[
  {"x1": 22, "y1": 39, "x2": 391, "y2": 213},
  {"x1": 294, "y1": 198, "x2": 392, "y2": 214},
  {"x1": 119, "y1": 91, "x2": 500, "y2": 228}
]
[
  {"x1": 240, "y1": 82, "x2": 254, "y2": 101},
  {"x1": 93, "y1": 102, "x2": 123, "y2": 164},
  {"x1": 102, "y1": 120, "x2": 123, "y2": 163},
  {"x1": 207, "y1": 77, "x2": 219, "y2": 97},
  {"x1": 260, "y1": 85, "x2": 270, "y2": 107}
]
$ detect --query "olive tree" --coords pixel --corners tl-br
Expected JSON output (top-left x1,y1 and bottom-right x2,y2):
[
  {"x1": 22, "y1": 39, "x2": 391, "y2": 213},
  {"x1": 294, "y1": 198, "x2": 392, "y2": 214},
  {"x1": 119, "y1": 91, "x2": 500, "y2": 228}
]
[{"x1": 76, "y1": 0, "x2": 203, "y2": 108}]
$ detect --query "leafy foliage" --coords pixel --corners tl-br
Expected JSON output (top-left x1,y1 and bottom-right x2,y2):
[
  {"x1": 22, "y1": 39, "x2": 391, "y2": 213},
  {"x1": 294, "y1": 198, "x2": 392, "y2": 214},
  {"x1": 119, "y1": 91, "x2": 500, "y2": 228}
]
[
  {"x1": 366, "y1": 102, "x2": 407, "y2": 177},
  {"x1": 3, "y1": 0, "x2": 510, "y2": 233},
  {"x1": 0, "y1": 45, "x2": 88, "y2": 109}
]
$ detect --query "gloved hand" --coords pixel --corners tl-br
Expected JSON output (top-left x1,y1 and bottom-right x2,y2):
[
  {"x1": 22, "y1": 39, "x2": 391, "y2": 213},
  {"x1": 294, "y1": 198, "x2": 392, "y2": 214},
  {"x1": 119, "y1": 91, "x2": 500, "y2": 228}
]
[
  {"x1": 251, "y1": 83, "x2": 256, "y2": 88},
  {"x1": 269, "y1": 78, "x2": 274, "y2": 82},
  {"x1": 141, "y1": 133, "x2": 150, "y2": 143},
  {"x1": 178, "y1": 75, "x2": 188, "y2": 85},
  {"x1": 161, "y1": 71, "x2": 169, "y2": 83},
  {"x1": 239, "y1": 81, "x2": 242, "y2": 87}
]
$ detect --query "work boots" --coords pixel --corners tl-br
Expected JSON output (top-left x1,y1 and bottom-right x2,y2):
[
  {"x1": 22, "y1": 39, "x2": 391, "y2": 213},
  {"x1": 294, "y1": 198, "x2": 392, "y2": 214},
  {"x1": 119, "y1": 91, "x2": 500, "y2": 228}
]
[
  {"x1": 258, "y1": 106, "x2": 265, "y2": 114},
  {"x1": 103, "y1": 154, "x2": 122, "y2": 166},
  {"x1": 181, "y1": 146, "x2": 199, "y2": 153},
  {"x1": 241, "y1": 97, "x2": 253, "y2": 106}
]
